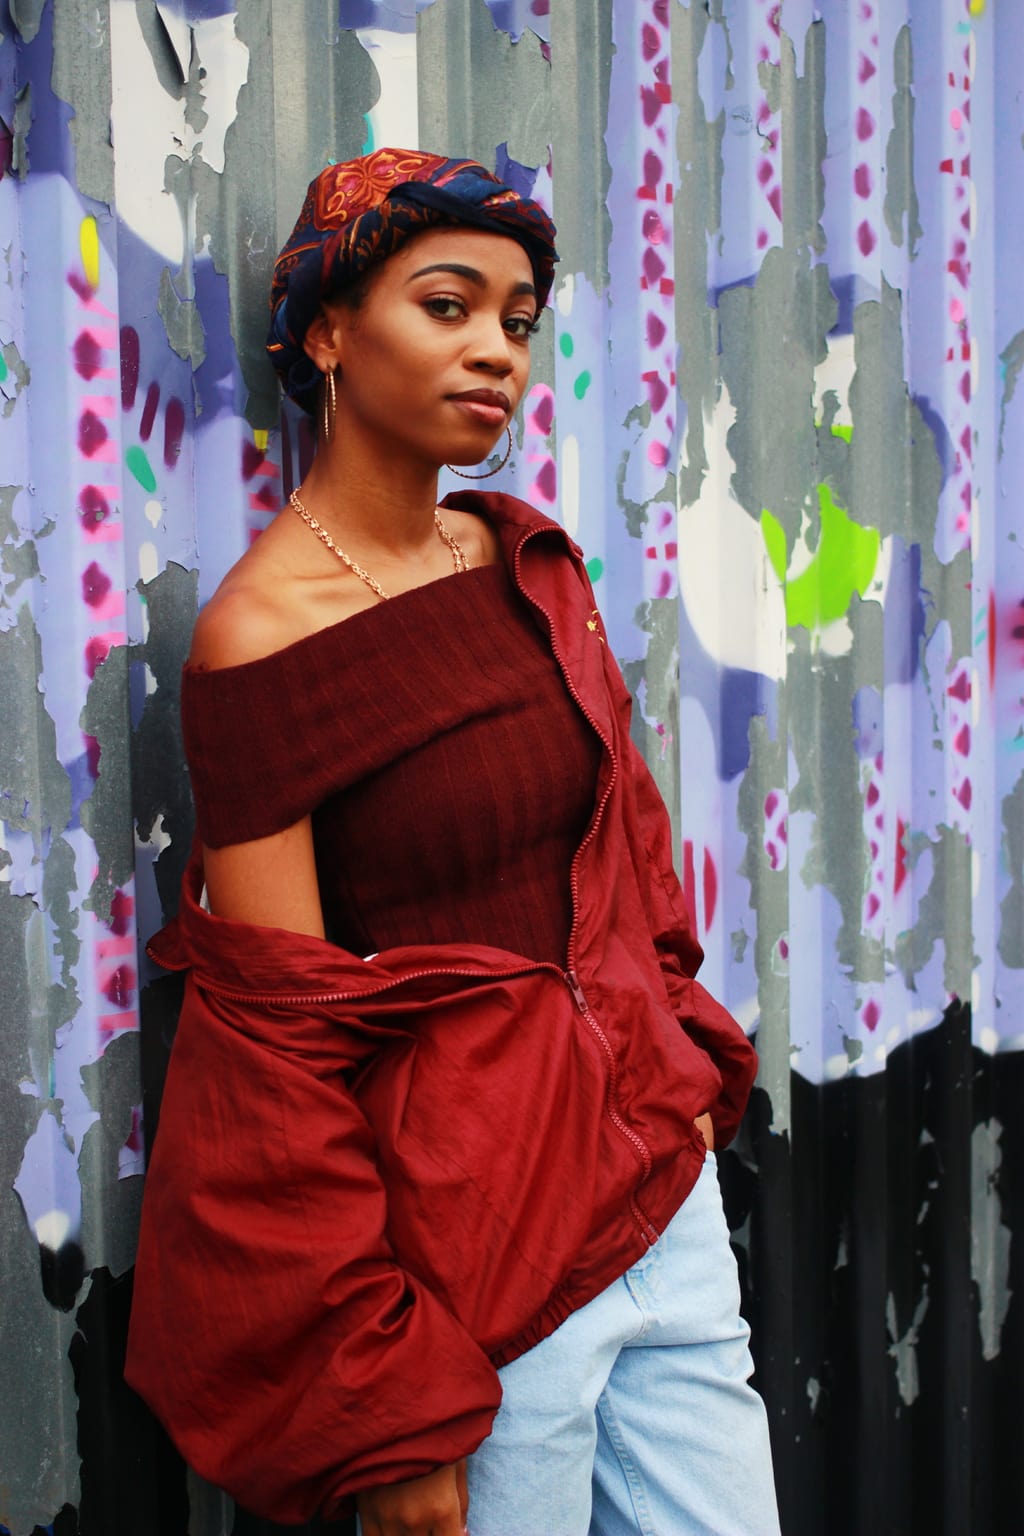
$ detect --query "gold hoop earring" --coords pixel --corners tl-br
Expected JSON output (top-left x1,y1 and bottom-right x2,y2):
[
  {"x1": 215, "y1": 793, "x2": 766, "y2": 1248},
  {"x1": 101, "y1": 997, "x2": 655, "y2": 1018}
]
[
  {"x1": 447, "y1": 424, "x2": 513, "y2": 480},
  {"x1": 322, "y1": 367, "x2": 337, "y2": 445}
]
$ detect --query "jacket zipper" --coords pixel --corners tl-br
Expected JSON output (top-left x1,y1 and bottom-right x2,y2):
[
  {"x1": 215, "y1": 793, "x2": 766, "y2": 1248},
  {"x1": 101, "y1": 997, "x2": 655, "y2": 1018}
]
[
  {"x1": 196, "y1": 960, "x2": 558, "y2": 1010},
  {"x1": 515, "y1": 529, "x2": 660, "y2": 1246}
]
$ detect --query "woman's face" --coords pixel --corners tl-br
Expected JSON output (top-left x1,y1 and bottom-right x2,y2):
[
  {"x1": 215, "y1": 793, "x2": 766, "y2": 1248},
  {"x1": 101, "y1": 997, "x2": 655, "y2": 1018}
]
[{"x1": 323, "y1": 225, "x2": 539, "y2": 469}]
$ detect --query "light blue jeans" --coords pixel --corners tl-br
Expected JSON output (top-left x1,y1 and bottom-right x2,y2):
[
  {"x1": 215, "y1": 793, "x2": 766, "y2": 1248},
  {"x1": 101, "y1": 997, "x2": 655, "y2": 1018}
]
[{"x1": 465, "y1": 1153, "x2": 781, "y2": 1536}]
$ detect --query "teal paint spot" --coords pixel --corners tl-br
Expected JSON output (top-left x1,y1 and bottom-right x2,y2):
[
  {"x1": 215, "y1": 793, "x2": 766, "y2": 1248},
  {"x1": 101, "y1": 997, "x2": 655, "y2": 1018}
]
[
  {"x1": 574, "y1": 370, "x2": 592, "y2": 400},
  {"x1": 0, "y1": 353, "x2": 8, "y2": 383},
  {"x1": 585, "y1": 556, "x2": 604, "y2": 582},
  {"x1": 126, "y1": 446, "x2": 157, "y2": 493},
  {"x1": 361, "y1": 114, "x2": 374, "y2": 154},
  {"x1": 559, "y1": 333, "x2": 574, "y2": 358}
]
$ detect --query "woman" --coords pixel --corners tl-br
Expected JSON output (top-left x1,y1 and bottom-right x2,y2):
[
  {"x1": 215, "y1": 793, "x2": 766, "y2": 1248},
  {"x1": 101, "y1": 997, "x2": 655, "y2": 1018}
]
[{"x1": 126, "y1": 148, "x2": 780, "y2": 1536}]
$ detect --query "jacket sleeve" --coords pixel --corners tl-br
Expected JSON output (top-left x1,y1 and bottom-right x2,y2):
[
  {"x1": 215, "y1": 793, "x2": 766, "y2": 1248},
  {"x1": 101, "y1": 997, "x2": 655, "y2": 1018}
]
[{"x1": 125, "y1": 973, "x2": 501, "y2": 1524}]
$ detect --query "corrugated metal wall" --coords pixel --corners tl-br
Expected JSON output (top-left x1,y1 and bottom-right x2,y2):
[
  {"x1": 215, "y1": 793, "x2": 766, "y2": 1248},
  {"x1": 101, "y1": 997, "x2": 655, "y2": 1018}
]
[{"x1": 1, "y1": 1, "x2": 1021, "y2": 1532}]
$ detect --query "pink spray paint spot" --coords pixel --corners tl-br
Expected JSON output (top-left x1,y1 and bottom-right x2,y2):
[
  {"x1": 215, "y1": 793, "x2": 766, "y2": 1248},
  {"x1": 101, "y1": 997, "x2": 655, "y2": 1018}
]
[
  {"x1": 79, "y1": 485, "x2": 110, "y2": 531},
  {"x1": 84, "y1": 637, "x2": 111, "y2": 678},
  {"x1": 894, "y1": 818, "x2": 908, "y2": 895},
  {"x1": 533, "y1": 459, "x2": 557, "y2": 504},
  {"x1": 78, "y1": 410, "x2": 109, "y2": 458},
  {"x1": 643, "y1": 246, "x2": 666, "y2": 285},
  {"x1": 956, "y1": 779, "x2": 972, "y2": 810},
  {"x1": 103, "y1": 964, "x2": 136, "y2": 1009},
  {"x1": 82, "y1": 561, "x2": 112, "y2": 607},
  {"x1": 947, "y1": 670, "x2": 971, "y2": 702},
  {"x1": 108, "y1": 888, "x2": 134, "y2": 936},
  {"x1": 642, "y1": 209, "x2": 666, "y2": 244},
  {"x1": 865, "y1": 779, "x2": 880, "y2": 808},
  {"x1": 647, "y1": 441, "x2": 669, "y2": 469},
  {"x1": 865, "y1": 893, "x2": 881, "y2": 921},
  {"x1": 855, "y1": 107, "x2": 876, "y2": 141},
  {"x1": 641, "y1": 22, "x2": 660, "y2": 61},
  {"x1": 764, "y1": 791, "x2": 779, "y2": 819},
  {"x1": 862, "y1": 998, "x2": 881, "y2": 1031},
  {"x1": 954, "y1": 724, "x2": 970, "y2": 755},
  {"x1": 242, "y1": 440, "x2": 266, "y2": 480},
  {"x1": 854, "y1": 163, "x2": 872, "y2": 198},
  {"x1": 858, "y1": 52, "x2": 877, "y2": 83},
  {"x1": 528, "y1": 387, "x2": 554, "y2": 437},
  {"x1": 67, "y1": 271, "x2": 95, "y2": 303},
  {"x1": 857, "y1": 220, "x2": 877, "y2": 257},
  {"x1": 643, "y1": 370, "x2": 669, "y2": 412},
  {"x1": 73, "y1": 331, "x2": 104, "y2": 380},
  {"x1": 646, "y1": 313, "x2": 667, "y2": 348}
]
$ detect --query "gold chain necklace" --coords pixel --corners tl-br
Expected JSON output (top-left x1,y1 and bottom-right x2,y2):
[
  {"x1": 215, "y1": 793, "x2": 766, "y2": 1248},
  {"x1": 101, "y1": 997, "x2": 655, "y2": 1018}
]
[{"x1": 289, "y1": 491, "x2": 469, "y2": 602}]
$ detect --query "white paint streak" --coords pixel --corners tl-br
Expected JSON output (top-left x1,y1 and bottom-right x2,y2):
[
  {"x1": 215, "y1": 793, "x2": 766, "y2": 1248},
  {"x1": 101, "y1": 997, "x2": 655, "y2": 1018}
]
[
  {"x1": 358, "y1": 29, "x2": 419, "y2": 152},
  {"x1": 677, "y1": 386, "x2": 787, "y2": 679}
]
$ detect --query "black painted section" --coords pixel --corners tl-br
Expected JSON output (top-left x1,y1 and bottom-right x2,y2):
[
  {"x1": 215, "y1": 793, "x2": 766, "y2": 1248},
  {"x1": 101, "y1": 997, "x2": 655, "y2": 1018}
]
[{"x1": 721, "y1": 1001, "x2": 1024, "y2": 1535}]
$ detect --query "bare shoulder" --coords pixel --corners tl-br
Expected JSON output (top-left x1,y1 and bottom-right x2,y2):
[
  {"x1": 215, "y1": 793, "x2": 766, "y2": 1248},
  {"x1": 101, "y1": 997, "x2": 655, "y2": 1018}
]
[{"x1": 188, "y1": 525, "x2": 300, "y2": 671}]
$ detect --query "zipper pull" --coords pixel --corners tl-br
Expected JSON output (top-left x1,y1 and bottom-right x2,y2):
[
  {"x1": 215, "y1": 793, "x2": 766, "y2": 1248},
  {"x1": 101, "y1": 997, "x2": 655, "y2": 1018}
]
[{"x1": 566, "y1": 969, "x2": 588, "y2": 1012}]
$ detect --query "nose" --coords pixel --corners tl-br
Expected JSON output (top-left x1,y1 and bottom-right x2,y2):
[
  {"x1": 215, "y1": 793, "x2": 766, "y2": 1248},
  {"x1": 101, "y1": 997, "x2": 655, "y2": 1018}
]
[{"x1": 465, "y1": 316, "x2": 516, "y2": 375}]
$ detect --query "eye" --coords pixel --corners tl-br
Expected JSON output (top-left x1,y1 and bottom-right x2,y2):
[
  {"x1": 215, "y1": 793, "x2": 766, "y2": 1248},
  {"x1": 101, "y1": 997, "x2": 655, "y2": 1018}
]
[
  {"x1": 504, "y1": 313, "x2": 542, "y2": 340},
  {"x1": 423, "y1": 295, "x2": 467, "y2": 320}
]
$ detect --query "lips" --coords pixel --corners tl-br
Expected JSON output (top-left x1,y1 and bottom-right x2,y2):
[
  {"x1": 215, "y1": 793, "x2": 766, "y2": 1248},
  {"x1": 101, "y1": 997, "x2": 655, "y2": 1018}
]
[{"x1": 447, "y1": 388, "x2": 511, "y2": 426}]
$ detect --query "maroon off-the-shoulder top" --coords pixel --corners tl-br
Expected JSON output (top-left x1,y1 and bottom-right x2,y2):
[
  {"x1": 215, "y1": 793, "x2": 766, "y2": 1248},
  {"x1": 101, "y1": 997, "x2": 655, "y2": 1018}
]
[{"x1": 181, "y1": 562, "x2": 602, "y2": 966}]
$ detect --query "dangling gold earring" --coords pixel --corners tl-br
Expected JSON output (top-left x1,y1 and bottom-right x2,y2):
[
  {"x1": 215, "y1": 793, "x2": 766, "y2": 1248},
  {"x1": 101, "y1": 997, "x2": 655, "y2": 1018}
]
[
  {"x1": 322, "y1": 367, "x2": 337, "y2": 445},
  {"x1": 447, "y1": 424, "x2": 513, "y2": 480}
]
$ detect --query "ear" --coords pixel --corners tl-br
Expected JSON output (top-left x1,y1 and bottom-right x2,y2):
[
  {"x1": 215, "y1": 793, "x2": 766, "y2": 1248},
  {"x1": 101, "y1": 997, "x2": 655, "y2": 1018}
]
[{"x1": 302, "y1": 306, "x2": 344, "y2": 375}]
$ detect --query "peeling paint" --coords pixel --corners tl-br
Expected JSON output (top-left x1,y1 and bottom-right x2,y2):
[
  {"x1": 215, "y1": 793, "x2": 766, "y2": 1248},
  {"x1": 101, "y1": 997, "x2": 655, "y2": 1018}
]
[
  {"x1": 884, "y1": 25, "x2": 923, "y2": 255},
  {"x1": 971, "y1": 1119, "x2": 1012, "y2": 1361},
  {"x1": 998, "y1": 771, "x2": 1024, "y2": 969},
  {"x1": 419, "y1": 0, "x2": 553, "y2": 197},
  {"x1": 11, "y1": 80, "x2": 31, "y2": 179},
  {"x1": 0, "y1": 338, "x2": 30, "y2": 417},
  {"x1": 51, "y1": 0, "x2": 114, "y2": 208},
  {"x1": 886, "y1": 1285, "x2": 929, "y2": 1406},
  {"x1": 998, "y1": 328, "x2": 1024, "y2": 460}
]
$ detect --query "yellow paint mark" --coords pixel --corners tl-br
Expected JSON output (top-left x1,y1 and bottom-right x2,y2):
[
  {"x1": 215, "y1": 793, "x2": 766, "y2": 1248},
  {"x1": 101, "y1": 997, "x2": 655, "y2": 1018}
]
[
  {"x1": 80, "y1": 216, "x2": 100, "y2": 290},
  {"x1": 968, "y1": 0, "x2": 985, "y2": 15},
  {"x1": 254, "y1": 429, "x2": 269, "y2": 452}
]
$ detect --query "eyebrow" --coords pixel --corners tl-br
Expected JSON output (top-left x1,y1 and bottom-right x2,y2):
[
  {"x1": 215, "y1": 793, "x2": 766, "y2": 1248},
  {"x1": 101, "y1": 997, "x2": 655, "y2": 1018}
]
[{"x1": 406, "y1": 262, "x2": 537, "y2": 299}]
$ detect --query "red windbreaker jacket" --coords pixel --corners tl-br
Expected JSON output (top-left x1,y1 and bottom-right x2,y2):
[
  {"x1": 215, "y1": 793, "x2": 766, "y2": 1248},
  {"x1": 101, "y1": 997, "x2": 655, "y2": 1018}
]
[{"x1": 125, "y1": 491, "x2": 757, "y2": 1523}]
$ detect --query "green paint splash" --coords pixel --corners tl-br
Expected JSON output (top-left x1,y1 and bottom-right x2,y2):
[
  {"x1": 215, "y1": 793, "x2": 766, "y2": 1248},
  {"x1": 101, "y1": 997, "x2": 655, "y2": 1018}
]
[
  {"x1": 126, "y1": 446, "x2": 157, "y2": 493},
  {"x1": 762, "y1": 483, "x2": 880, "y2": 630},
  {"x1": 0, "y1": 353, "x2": 8, "y2": 384},
  {"x1": 574, "y1": 370, "x2": 592, "y2": 400},
  {"x1": 586, "y1": 556, "x2": 604, "y2": 582},
  {"x1": 559, "y1": 333, "x2": 574, "y2": 358}
]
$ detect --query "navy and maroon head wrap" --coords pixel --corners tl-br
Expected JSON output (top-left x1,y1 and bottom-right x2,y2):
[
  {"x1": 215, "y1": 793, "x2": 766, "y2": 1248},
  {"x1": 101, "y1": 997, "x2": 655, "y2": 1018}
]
[{"x1": 267, "y1": 147, "x2": 558, "y2": 412}]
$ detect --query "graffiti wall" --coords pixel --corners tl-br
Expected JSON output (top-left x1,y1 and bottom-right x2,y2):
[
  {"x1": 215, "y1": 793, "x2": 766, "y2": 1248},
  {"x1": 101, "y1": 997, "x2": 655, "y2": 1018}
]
[{"x1": 1, "y1": 0, "x2": 1021, "y2": 1531}]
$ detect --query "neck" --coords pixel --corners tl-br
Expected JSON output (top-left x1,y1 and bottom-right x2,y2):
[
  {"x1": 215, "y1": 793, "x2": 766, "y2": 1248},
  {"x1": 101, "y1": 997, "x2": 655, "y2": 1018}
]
[{"x1": 297, "y1": 432, "x2": 444, "y2": 558}]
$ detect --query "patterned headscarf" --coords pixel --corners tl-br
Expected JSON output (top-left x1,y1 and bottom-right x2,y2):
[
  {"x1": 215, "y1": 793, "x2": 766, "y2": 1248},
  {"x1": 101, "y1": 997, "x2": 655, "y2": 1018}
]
[{"x1": 267, "y1": 147, "x2": 558, "y2": 411}]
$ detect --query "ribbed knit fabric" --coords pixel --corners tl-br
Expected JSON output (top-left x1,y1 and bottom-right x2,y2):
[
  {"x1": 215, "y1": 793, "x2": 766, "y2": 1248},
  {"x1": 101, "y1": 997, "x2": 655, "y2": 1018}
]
[{"x1": 182, "y1": 562, "x2": 601, "y2": 966}]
